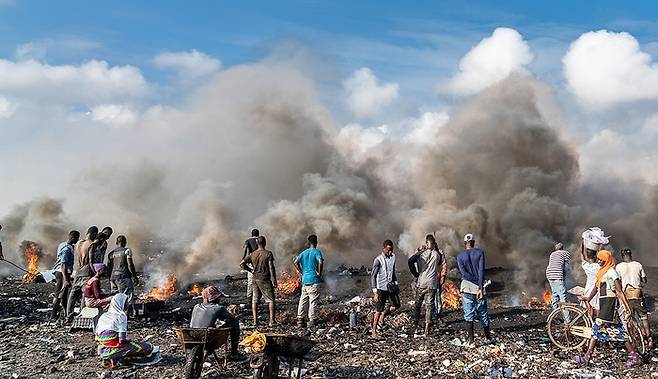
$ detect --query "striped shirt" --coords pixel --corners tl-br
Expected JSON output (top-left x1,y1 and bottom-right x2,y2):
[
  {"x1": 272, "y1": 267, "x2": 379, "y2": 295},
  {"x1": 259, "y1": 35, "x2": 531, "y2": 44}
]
[{"x1": 546, "y1": 249, "x2": 570, "y2": 281}]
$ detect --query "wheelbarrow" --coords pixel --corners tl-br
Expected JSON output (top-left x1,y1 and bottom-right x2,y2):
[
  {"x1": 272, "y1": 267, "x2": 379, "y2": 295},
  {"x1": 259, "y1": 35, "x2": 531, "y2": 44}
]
[
  {"x1": 174, "y1": 327, "x2": 231, "y2": 379},
  {"x1": 250, "y1": 334, "x2": 317, "y2": 379}
]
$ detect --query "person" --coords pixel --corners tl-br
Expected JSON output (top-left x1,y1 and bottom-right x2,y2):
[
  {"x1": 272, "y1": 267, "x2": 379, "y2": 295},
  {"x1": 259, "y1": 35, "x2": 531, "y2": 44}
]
[
  {"x1": 457, "y1": 233, "x2": 491, "y2": 344},
  {"x1": 107, "y1": 235, "x2": 139, "y2": 315},
  {"x1": 67, "y1": 226, "x2": 99, "y2": 320},
  {"x1": 579, "y1": 240, "x2": 600, "y2": 317},
  {"x1": 240, "y1": 236, "x2": 277, "y2": 327},
  {"x1": 371, "y1": 239, "x2": 400, "y2": 338},
  {"x1": 545, "y1": 242, "x2": 571, "y2": 311},
  {"x1": 408, "y1": 234, "x2": 443, "y2": 335},
  {"x1": 0, "y1": 224, "x2": 4, "y2": 260},
  {"x1": 190, "y1": 286, "x2": 244, "y2": 361},
  {"x1": 617, "y1": 248, "x2": 653, "y2": 349},
  {"x1": 51, "y1": 230, "x2": 80, "y2": 319},
  {"x1": 242, "y1": 229, "x2": 260, "y2": 301},
  {"x1": 95, "y1": 293, "x2": 159, "y2": 368},
  {"x1": 83, "y1": 264, "x2": 113, "y2": 310},
  {"x1": 91, "y1": 226, "x2": 113, "y2": 267},
  {"x1": 576, "y1": 250, "x2": 641, "y2": 368},
  {"x1": 294, "y1": 234, "x2": 324, "y2": 328}
]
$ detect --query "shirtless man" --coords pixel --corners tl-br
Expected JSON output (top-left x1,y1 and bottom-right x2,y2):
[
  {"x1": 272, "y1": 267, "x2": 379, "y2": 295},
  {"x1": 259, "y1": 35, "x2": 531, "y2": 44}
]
[{"x1": 66, "y1": 226, "x2": 99, "y2": 321}]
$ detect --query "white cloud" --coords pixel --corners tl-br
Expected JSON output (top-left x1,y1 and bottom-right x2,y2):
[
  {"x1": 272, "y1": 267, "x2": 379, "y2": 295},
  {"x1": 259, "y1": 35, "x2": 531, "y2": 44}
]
[
  {"x1": 0, "y1": 97, "x2": 17, "y2": 118},
  {"x1": 89, "y1": 104, "x2": 139, "y2": 127},
  {"x1": 0, "y1": 58, "x2": 148, "y2": 105},
  {"x1": 153, "y1": 50, "x2": 221, "y2": 81},
  {"x1": 563, "y1": 30, "x2": 658, "y2": 108},
  {"x1": 403, "y1": 111, "x2": 450, "y2": 145},
  {"x1": 343, "y1": 67, "x2": 399, "y2": 118},
  {"x1": 445, "y1": 27, "x2": 534, "y2": 96}
]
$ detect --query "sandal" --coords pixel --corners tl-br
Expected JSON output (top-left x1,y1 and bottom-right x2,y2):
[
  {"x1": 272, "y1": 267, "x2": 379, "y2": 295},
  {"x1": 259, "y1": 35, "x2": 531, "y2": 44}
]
[
  {"x1": 625, "y1": 352, "x2": 641, "y2": 368},
  {"x1": 573, "y1": 351, "x2": 592, "y2": 366}
]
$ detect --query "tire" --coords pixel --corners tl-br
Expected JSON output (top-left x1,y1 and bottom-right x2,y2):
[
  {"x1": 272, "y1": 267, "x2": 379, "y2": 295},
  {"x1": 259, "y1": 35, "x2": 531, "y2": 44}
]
[
  {"x1": 547, "y1": 304, "x2": 591, "y2": 351},
  {"x1": 627, "y1": 318, "x2": 646, "y2": 355},
  {"x1": 184, "y1": 346, "x2": 204, "y2": 379}
]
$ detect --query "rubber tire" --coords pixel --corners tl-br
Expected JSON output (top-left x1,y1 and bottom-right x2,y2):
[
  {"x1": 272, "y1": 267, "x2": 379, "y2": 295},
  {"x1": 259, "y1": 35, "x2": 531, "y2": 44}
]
[
  {"x1": 546, "y1": 304, "x2": 591, "y2": 351},
  {"x1": 185, "y1": 346, "x2": 204, "y2": 379}
]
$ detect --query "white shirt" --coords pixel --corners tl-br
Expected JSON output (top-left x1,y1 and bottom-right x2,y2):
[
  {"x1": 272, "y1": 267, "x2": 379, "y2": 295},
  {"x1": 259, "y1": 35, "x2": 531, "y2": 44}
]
[{"x1": 616, "y1": 261, "x2": 646, "y2": 289}]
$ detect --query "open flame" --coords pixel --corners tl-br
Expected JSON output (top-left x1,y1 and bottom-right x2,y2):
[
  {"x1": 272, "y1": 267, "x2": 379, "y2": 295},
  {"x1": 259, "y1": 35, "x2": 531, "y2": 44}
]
[
  {"x1": 276, "y1": 271, "x2": 300, "y2": 296},
  {"x1": 527, "y1": 290, "x2": 552, "y2": 308},
  {"x1": 441, "y1": 281, "x2": 461, "y2": 310},
  {"x1": 22, "y1": 241, "x2": 41, "y2": 283},
  {"x1": 187, "y1": 283, "x2": 203, "y2": 296},
  {"x1": 147, "y1": 272, "x2": 178, "y2": 300}
]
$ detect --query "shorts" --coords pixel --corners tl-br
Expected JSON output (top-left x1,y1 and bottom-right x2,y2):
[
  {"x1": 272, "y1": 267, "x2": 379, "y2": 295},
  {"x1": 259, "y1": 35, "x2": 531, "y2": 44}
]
[
  {"x1": 375, "y1": 290, "x2": 400, "y2": 312},
  {"x1": 629, "y1": 298, "x2": 649, "y2": 321},
  {"x1": 253, "y1": 279, "x2": 275, "y2": 304},
  {"x1": 54, "y1": 271, "x2": 71, "y2": 299}
]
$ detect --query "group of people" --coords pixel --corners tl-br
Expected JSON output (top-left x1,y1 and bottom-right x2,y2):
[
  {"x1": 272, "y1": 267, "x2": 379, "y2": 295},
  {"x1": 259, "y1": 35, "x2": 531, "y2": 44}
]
[{"x1": 546, "y1": 236, "x2": 652, "y2": 368}]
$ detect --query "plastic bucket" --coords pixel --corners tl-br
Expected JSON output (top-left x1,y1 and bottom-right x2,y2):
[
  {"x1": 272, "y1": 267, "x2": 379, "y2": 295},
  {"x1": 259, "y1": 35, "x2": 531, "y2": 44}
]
[{"x1": 584, "y1": 239, "x2": 602, "y2": 251}]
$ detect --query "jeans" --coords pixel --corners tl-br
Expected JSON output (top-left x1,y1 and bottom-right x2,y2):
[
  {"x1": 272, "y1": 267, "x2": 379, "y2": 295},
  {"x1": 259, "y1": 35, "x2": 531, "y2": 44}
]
[
  {"x1": 297, "y1": 284, "x2": 320, "y2": 322},
  {"x1": 462, "y1": 292, "x2": 490, "y2": 328},
  {"x1": 549, "y1": 280, "x2": 570, "y2": 322},
  {"x1": 414, "y1": 287, "x2": 436, "y2": 326}
]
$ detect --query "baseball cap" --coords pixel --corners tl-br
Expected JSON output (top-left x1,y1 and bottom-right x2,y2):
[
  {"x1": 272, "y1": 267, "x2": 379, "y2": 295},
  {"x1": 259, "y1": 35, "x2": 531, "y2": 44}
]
[{"x1": 463, "y1": 233, "x2": 475, "y2": 242}]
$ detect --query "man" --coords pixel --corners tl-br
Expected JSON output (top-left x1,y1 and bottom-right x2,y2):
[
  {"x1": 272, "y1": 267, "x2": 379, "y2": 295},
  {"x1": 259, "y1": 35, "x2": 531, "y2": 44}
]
[
  {"x1": 92, "y1": 226, "x2": 113, "y2": 267},
  {"x1": 242, "y1": 229, "x2": 260, "y2": 301},
  {"x1": 457, "y1": 233, "x2": 491, "y2": 344},
  {"x1": 190, "y1": 286, "x2": 244, "y2": 361},
  {"x1": 51, "y1": 230, "x2": 80, "y2": 319},
  {"x1": 0, "y1": 224, "x2": 4, "y2": 260},
  {"x1": 294, "y1": 234, "x2": 324, "y2": 328},
  {"x1": 408, "y1": 234, "x2": 443, "y2": 335},
  {"x1": 546, "y1": 242, "x2": 571, "y2": 311},
  {"x1": 240, "y1": 236, "x2": 277, "y2": 327},
  {"x1": 617, "y1": 248, "x2": 653, "y2": 349},
  {"x1": 371, "y1": 239, "x2": 400, "y2": 338},
  {"x1": 66, "y1": 226, "x2": 99, "y2": 320},
  {"x1": 107, "y1": 235, "x2": 139, "y2": 314}
]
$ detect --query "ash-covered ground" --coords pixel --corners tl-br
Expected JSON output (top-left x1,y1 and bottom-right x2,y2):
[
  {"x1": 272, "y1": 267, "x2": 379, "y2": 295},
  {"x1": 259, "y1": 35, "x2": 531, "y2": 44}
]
[{"x1": 1, "y1": 267, "x2": 657, "y2": 379}]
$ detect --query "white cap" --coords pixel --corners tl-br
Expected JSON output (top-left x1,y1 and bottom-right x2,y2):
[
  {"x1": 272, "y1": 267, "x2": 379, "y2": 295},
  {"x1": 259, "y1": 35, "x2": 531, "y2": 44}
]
[{"x1": 463, "y1": 233, "x2": 475, "y2": 242}]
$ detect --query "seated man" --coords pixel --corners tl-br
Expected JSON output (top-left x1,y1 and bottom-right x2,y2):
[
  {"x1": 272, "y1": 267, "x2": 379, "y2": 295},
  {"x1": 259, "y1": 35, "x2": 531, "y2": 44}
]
[
  {"x1": 190, "y1": 286, "x2": 244, "y2": 361},
  {"x1": 83, "y1": 264, "x2": 113, "y2": 311}
]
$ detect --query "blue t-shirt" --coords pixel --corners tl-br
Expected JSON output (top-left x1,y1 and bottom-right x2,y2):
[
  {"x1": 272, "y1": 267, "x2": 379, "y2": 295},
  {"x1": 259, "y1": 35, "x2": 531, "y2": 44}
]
[
  {"x1": 52, "y1": 241, "x2": 74, "y2": 274},
  {"x1": 295, "y1": 248, "x2": 324, "y2": 285}
]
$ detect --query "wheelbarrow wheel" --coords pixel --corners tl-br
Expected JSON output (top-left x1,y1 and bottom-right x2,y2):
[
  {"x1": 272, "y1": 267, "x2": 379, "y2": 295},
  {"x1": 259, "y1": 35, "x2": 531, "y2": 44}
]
[{"x1": 185, "y1": 345, "x2": 204, "y2": 379}]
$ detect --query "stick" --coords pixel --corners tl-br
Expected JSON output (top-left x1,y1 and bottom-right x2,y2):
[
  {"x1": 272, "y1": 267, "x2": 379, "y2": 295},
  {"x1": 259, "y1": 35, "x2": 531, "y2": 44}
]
[{"x1": 0, "y1": 259, "x2": 30, "y2": 274}]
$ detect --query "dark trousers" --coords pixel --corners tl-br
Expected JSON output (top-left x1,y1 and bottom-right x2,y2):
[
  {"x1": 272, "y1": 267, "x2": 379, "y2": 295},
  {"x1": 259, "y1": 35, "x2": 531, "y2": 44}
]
[
  {"x1": 66, "y1": 275, "x2": 89, "y2": 317},
  {"x1": 414, "y1": 287, "x2": 436, "y2": 326}
]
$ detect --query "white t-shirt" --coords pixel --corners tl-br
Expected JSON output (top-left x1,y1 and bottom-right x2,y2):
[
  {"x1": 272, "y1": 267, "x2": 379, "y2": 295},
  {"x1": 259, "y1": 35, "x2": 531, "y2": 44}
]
[
  {"x1": 616, "y1": 261, "x2": 646, "y2": 290},
  {"x1": 582, "y1": 261, "x2": 599, "y2": 291}
]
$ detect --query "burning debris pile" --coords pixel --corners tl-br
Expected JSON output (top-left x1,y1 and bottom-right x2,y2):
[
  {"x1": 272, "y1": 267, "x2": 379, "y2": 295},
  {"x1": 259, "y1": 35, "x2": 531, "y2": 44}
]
[
  {"x1": 145, "y1": 272, "x2": 178, "y2": 300},
  {"x1": 527, "y1": 290, "x2": 552, "y2": 309},
  {"x1": 277, "y1": 271, "x2": 301, "y2": 296},
  {"x1": 20, "y1": 240, "x2": 44, "y2": 283},
  {"x1": 441, "y1": 281, "x2": 461, "y2": 310}
]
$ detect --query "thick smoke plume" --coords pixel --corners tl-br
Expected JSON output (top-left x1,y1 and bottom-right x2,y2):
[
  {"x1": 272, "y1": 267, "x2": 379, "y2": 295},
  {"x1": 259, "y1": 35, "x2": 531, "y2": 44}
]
[{"x1": 2, "y1": 61, "x2": 658, "y2": 293}]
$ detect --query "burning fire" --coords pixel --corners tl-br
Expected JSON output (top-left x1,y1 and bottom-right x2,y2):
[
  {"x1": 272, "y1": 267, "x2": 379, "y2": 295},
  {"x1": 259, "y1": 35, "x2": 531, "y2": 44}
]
[
  {"x1": 187, "y1": 284, "x2": 203, "y2": 296},
  {"x1": 441, "y1": 281, "x2": 461, "y2": 310},
  {"x1": 147, "y1": 272, "x2": 178, "y2": 300},
  {"x1": 527, "y1": 290, "x2": 552, "y2": 308},
  {"x1": 22, "y1": 241, "x2": 41, "y2": 283},
  {"x1": 277, "y1": 271, "x2": 301, "y2": 296}
]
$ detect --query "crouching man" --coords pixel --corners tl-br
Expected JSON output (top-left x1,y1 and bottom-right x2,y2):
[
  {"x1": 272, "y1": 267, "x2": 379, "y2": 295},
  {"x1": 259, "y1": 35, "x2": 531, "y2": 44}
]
[{"x1": 190, "y1": 286, "x2": 245, "y2": 361}]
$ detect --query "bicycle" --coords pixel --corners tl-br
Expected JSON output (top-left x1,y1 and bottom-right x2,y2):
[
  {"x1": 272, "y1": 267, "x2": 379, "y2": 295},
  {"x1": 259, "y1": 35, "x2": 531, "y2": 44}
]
[{"x1": 546, "y1": 301, "x2": 646, "y2": 354}]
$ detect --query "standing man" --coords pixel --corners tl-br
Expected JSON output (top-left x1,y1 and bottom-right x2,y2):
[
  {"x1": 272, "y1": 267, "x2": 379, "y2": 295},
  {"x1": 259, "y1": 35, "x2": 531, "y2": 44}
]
[
  {"x1": 408, "y1": 234, "x2": 442, "y2": 335},
  {"x1": 240, "y1": 236, "x2": 277, "y2": 327},
  {"x1": 457, "y1": 233, "x2": 491, "y2": 344},
  {"x1": 617, "y1": 248, "x2": 653, "y2": 349},
  {"x1": 0, "y1": 224, "x2": 4, "y2": 260},
  {"x1": 242, "y1": 229, "x2": 260, "y2": 302},
  {"x1": 294, "y1": 234, "x2": 324, "y2": 328},
  {"x1": 545, "y1": 242, "x2": 571, "y2": 310},
  {"x1": 107, "y1": 235, "x2": 139, "y2": 314},
  {"x1": 371, "y1": 239, "x2": 400, "y2": 338},
  {"x1": 51, "y1": 230, "x2": 80, "y2": 319},
  {"x1": 66, "y1": 226, "x2": 99, "y2": 320},
  {"x1": 92, "y1": 226, "x2": 113, "y2": 267}
]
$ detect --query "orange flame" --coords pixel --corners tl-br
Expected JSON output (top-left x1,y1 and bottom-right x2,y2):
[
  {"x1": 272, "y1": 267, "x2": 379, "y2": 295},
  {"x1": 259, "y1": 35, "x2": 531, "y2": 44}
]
[
  {"x1": 543, "y1": 290, "x2": 552, "y2": 306},
  {"x1": 147, "y1": 272, "x2": 178, "y2": 300},
  {"x1": 441, "y1": 281, "x2": 461, "y2": 310},
  {"x1": 22, "y1": 241, "x2": 40, "y2": 283},
  {"x1": 276, "y1": 271, "x2": 300, "y2": 296},
  {"x1": 527, "y1": 290, "x2": 552, "y2": 308},
  {"x1": 187, "y1": 284, "x2": 203, "y2": 296}
]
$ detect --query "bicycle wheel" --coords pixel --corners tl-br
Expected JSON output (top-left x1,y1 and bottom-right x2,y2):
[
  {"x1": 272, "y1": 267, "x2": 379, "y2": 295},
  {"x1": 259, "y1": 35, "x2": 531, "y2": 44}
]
[
  {"x1": 627, "y1": 318, "x2": 646, "y2": 355},
  {"x1": 547, "y1": 304, "x2": 592, "y2": 350}
]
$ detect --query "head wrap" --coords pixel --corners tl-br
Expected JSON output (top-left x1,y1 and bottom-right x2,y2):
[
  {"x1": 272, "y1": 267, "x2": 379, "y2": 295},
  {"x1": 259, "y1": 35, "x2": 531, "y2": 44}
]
[
  {"x1": 93, "y1": 263, "x2": 106, "y2": 274},
  {"x1": 595, "y1": 250, "x2": 616, "y2": 288},
  {"x1": 202, "y1": 286, "x2": 222, "y2": 304},
  {"x1": 95, "y1": 293, "x2": 128, "y2": 334}
]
